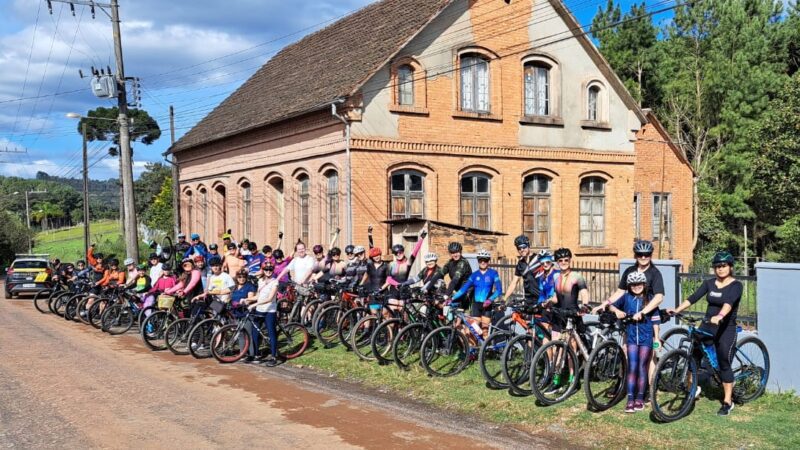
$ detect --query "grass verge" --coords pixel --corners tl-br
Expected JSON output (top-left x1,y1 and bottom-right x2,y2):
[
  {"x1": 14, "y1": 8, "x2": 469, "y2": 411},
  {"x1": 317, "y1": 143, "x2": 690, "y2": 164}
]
[
  {"x1": 33, "y1": 220, "x2": 150, "y2": 262},
  {"x1": 289, "y1": 340, "x2": 798, "y2": 449}
]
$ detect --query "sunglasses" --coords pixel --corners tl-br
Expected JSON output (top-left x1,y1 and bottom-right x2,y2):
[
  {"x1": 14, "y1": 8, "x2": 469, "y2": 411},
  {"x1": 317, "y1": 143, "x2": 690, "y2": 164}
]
[
  {"x1": 516, "y1": 245, "x2": 529, "y2": 250},
  {"x1": 557, "y1": 258, "x2": 570, "y2": 263},
  {"x1": 635, "y1": 253, "x2": 652, "y2": 258},
  {"x1": 477, "y1": 258, "x2": 490, "y2": 263}
]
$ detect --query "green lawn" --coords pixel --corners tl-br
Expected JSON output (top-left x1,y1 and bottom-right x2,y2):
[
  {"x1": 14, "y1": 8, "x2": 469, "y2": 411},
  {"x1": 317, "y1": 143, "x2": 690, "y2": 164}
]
[
  {"x1": 33, "y1": 220, "x2": 150, "y2": 262},
  {"x1": 289, "y1": 341, "x2": 798, "y2": 449}
]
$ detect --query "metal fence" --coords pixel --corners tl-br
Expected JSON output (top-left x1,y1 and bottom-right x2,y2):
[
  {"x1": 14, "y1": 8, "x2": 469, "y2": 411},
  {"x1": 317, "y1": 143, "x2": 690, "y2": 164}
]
[{"x1": 492, "y1": 260, "x2": 759, "y2": 329}]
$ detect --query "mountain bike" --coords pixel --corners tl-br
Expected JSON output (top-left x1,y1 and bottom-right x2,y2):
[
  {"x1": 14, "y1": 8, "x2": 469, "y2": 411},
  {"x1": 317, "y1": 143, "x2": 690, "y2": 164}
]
[
  {"x1": 350, "y1": 292, "x2": 396, "y2": 361},
  {"x1": 210, "y1": 309, "x2": 309, "y2": 363},
  {"x1": 100, "y1": 289, "x2": 146, "y2": 335},
  {"x1": 140, "y1": 295, "x2": 188, "y2": 351},
  {"x1": 650, "y1": 313, "x2": 770, "y2": 422},
  {"x1": 391, "y1": 294, "x2": 449, "y2": 370},
  {"x1": 496, "y1": 304, "x2": 551, "y2": 395},
  {"x1": 370, "y1": 287, "x2": 426, "y2": 365},
  {"x1": 582, "y1": 312, "x2": 640, "y2": 411}
]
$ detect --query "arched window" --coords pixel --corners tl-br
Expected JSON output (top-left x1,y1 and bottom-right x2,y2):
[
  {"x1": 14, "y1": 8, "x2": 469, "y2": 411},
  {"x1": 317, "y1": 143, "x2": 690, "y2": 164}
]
[
  {"x1": 198, "y1": 187, "x2": 208, "y2": 236},
  {"x1": 184, "y1": 190, "x2": 193, "y2": 233},
  {"x1": 579, "y1": 177, "x2": 606, "y2": 247},
  {"x1": 214, "y1": 184, "x2": 227, "y2": 238},
  {"x1": 390, "y1": 170, "x2": 424, "y2": 219},
  {"x1": 397, "y1": 65, "x2": 414, "y2": 106},
  {"x1": 460, "y1": 173, "x2": 491, "y2": 230},
  {"x1": 241, "y1": 182, "x2": 252, "y2": 239},
  {"x1": 268, "y1": 177, "x2": 285, "y2": 236},
  {"x1": 326, "y1": 170, "x2": 339, "y2": 242},
  {"x1": 298, "y1": 175, "x2": 310, "y2": 244},
  {"x1": 523, "y1": 175, "x2": 551, "y2": 247},
  {"x1": 524, "y1": 62, "x2": 550, "y2": 116},
  {"x1": 587, "y1": 85, "x2": 600, "y2": 121},
  {"x1": 460, "y1": 54, "x2": 490, "y2": 113}
]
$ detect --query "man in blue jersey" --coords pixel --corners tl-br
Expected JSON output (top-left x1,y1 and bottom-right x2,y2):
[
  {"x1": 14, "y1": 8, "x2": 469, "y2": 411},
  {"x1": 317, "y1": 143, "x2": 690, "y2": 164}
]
[{"x1": 449, "y1": 249, "x2": 502, "y2": 338}]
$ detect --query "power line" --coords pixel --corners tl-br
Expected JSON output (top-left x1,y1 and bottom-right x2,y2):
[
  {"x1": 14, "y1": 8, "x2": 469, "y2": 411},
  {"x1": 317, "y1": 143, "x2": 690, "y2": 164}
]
[{"x1": 9, "y1": 0, "x2": 43, "y2": 136}]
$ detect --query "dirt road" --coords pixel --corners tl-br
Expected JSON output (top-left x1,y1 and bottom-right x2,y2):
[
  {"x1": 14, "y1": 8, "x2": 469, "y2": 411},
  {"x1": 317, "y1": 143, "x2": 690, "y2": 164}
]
[{"x1": 0, "y1": 292, "x2": 552, "y2": 449}]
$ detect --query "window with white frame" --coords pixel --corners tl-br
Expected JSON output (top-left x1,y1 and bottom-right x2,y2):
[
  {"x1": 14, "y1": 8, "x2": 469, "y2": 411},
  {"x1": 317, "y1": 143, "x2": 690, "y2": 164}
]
[
  {"x1": 460, "y1": 54, "x2": 490, "y2": 113},
  {"x1": 461, "y1": 173, "x2": 491, "y2": 230},
  {"x1": 397, "y1": 65, "x2": 414, "y2": 106},
  {"x1": 390, "y1": 170, "x2": 424, "y2": 219},
  {"x1": 633, "y1": 193, "x2": 641, "y2": 240},
  {"x1": 241, "y1": 182, "x2": 252, "y2": 239},
  {"x1": 326, "y1": 170, "x2": 339, "y2": 242},
  {"x1": 524, "y1": 62, "x2": 550, "y2": 116},
  {"x1": 588, "y1": 85, "x2": 600, "y2": 121},
  {"x1": 298, "y1": 175, "x2": 310, "y2": 244},
  {"x1": 579, "y1": 177, "x2": 606, "y2": 247}
]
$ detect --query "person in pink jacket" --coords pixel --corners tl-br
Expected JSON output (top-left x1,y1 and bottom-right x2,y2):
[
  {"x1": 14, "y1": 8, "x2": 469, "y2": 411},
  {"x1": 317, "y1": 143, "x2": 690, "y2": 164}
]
[{"x1": 142, "y1": 264, "x2": 177, "y2": 318}]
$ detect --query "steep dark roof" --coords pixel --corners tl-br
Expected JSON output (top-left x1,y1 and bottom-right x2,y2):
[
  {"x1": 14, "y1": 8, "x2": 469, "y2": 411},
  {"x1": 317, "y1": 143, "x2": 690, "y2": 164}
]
[{"x1": 171, "y1": 0, "x2": 452, "y2": 153}]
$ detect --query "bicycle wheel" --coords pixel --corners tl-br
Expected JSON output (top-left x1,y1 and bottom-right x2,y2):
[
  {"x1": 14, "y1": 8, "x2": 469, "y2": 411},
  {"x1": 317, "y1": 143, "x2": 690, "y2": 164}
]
[
  {"x1": 732, "y1": 336, "x2": 770, "y2": 404},
  {"x1": 33, "y1": 289, "x2": 53, "y2": 314},
  {"x1": 277, "y1": 322, "x2": 309, "y2": 359},
  {"x1": 479, "y1": 331, "x2": 513, "y2": 389},
  {"x1": 583, "y1": 340, "x2": 627, "y2": 411},
  {"x1": 141, "y1": 311, "x2": 172, "y2": 351},
  {"x1": 661, "y1": 327, "x2": 689, "y2": 353},
  {"x1": 530, "y1": 340, "x2": 579, "y2": 406},
  {"x1": 137, "y1": 306, "x2": 155, "y2": 334},
  {"x1": 165, "y1": 318, "x2": 193, "y2": 355},
  {"x1": 102, "y1": 304, "x2": 135, "y2": 335},
  {"x1": 188, "y1": 318, "x2": 221, "y2": 359},
  {"x1": 210, "y1": 324, "x2": 249, "y2": 363},
  {"x1": 351, "y1": 316, "x2": 378, "y2": 361},
  {"x1": 371, "y1": 318, "x2": 401, "y2": 365},
  {"x1": 63, "y1": 296, "x2": 80, "y2": 321},
  {"x1": 300, "y1": 299, "x2": 324, "y2": 330},
  {"x1": 89, "y1": 299, "x2": 108, "y2": 329},
  {"x1": 160, "y1": 236, "x2": 174, "y2": 263},
  {"x1": 314, "y1": 305, "x2": 342, "y2": 348},
  {"x1": 650, "y1": 349, "x2": 697, "y2": 423},
  {"x1": 393, "y1": 323, "x2": 425, "y2": 370},
  {"x1": 337, "y1": 307, "x2": 368, "y2": 350},
  {"x1": 420, "y1": 326, "x2": 469, "y2": 377},
  {"x1": 503, "y1": 334, "x2": 535, "y2": 396},
  {"x1": 50, "y1": 291, "x2": 69, "y2": 314},
  {"x1": 76, "y1": 297, "x2": 92, "y2": 324}
]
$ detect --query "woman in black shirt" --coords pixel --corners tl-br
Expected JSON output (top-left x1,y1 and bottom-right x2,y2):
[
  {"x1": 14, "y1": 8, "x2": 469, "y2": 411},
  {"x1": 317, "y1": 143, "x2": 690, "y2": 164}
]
[{"x1": 668, "y1": 251, "x2": 742, "y2": 416}]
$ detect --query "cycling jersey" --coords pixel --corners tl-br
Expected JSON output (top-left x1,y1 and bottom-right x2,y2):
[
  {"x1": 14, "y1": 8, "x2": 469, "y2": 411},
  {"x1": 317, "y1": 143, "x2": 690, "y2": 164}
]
[
  {"x1": 437, "y1": 258, "x2": 472, "y2": 296},
  {"x1": 246, "y1": 253, "x2": 266, "y2": 275},
  {"x1": 515, "y1": 255, "x2": 542, "y2": 301},
  {"x1": 538, "y1": 268, "x2": 559, "y2": 304},
  {"x1": 386, "y1": 239, "x2": 424, "y2": 286},
  {"x1": 610, "y1": 292, "x2": 655, "y2": 345},
  {"x1": 688, "y1": 279, "x2": 742, "y2": 328},
  {"x1": 403, "y1": 265, "x2": 441, "y2": 292},
  {"x1": 230, "y1": 282, "x2": 256, "y2": 308},
  {"x1": 452, "y1": 269, "x2": 502, "y2": 305},
  {"x1": 553, "y1": 271, "x2": 587, "y2": 310},
  {"x1": 365, "y1": 261, "x2": 388, "y2": 292}
]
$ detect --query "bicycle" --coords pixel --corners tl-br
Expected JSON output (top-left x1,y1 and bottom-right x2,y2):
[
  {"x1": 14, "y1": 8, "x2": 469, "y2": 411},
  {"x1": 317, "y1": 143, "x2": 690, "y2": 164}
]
[
  {"x1": 210, "y1": 309, "x2": 309, "y2": 363},
  {"x1": 370, "y1": 287, "x2": 426, "y2": 365},
  {"x1": 165, "y1": 296, "x2": 226, "y2": 356},
  {"x1": 495, "y1": 303, "x2": 551, "y2": 395},
  {"x1": 650, "y1": 313, "x2": 770, "y2": 422},
  {"x1": 99, "y1": 289, "x2": 148, "y2": 335},
  {"x1": 391, "y1": 293, "x2": 449, "y2": 371},
  {"x1": 313, "y1": 285, "x2": 363, "y2": 348},
  {"x1": 582, "y1": 312, "x2": 640, "y2": 411},
  {"x1": 140, "y1": 294, "x2": 189, "y2": 351},
  {"x1": 350, "y1": 291, "x2": 396, "y2": 361}
]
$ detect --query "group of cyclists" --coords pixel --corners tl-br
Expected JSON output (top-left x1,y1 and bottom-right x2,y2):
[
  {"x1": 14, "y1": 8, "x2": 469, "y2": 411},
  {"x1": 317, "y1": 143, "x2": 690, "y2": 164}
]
[{"x1": 42, "y1": 224, "x2": 753, "y2": 418}]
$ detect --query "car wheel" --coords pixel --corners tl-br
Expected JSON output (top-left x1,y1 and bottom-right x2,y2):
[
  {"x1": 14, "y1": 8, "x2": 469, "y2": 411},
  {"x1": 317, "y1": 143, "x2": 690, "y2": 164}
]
[{"x1": 4, "y1": 290, "x2": 13, "y2": 299}]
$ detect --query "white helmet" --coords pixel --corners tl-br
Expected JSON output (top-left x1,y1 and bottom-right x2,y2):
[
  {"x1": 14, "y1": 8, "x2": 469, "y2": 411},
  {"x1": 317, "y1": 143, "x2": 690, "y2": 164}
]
[
  {"x1": 626, "y1": 271, "x2": 647, "y2": 286},
  {"x1": 123, "y1": 257, "x2": 135, "y2": 266},
  {"x1": 476, "y1": 249, "x2": 491, "y2": 260},
  {"x1": 424, "y1": 252, "x2": 438, "y2": 262},
  {"x1": 353, "y1": 245, "x2": 365, "y2": 255}
]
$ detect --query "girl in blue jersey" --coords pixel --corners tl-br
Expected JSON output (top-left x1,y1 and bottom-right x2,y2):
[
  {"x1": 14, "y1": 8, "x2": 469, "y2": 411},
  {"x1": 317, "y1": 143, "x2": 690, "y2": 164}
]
[{"x1": 450, "y1": 250, "x2": 502, "y2": 338}]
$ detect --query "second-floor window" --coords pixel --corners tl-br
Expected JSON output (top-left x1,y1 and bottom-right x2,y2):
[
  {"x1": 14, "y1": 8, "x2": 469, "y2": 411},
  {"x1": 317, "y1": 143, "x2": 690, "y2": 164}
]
[
  {"x1": 524, "y1": 63, "x2": 550, "y2": 116},
  {"x1": 391, "y1": 170, "x2": 424, "y2": 219},
  {"x1": 460, "y1": 55, "x2": 490, "y2": 113},
  {"x1": 588, "y1": 85, "x2": 600, "y2": 121},
  {"x1": 461, "y1": 173, "x2": 491, "y2": 230},
  {"x1": 397, "y1": 65, "x2": 414, "y2": 106}
]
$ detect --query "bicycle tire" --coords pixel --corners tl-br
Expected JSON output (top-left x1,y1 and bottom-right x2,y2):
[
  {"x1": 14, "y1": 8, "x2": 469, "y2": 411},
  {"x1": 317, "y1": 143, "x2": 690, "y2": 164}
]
[
  {"x1": 188, "y1": 318, "x2": 221, "y2": 359},
  {"x1": 314, "y1": 305, "x2": 342, "y2": 348},
  {"x1": 278, "y1": 322, "x2": 309, "y2": 359},
  {"x1": 351, "y1": 315, "x2": 378, "y2": 361},
  {"x1": 732, "y1": 336, "x2": 770, "y2": 404},
  {"x1": 300, "y1": 299, "x2": 324, "y2": 330},
  {"x1": 141, "y1": 311, "x2": 172, "y2": 351},
  {"x1": 583, "y1": 339, "x2": 627, "y2": 411},
  {"x1": 89, "y1": 299, "x2": 108, "y2": 329},
  {"x1": 371, "y1": 318, "x2": 401, "y2": 365},
  {"x1": 33, "y1": 289, "x2": 53, "y2": 314},
  {"x1": 312, "y1": 300, "x2": 336, "y2": 328},
  {"x1": 337, "y1": 307, "x2": 368, "y2": 350},
  {"x1": 50, "y1": 291, "x2": 69, "y2": 314},
  {"x1": 479, "y1": 331, "x2": 513, "y2": 390},
  {"x1": 661, "y1": 327, "x2": 690, "y2": 353},
  {"x1": 530, "y1": 340, "x2": 580, "y2": 406},
  {"x1": 63, "y1": 296, "x2": 80, "y2": 321},
  {"x1": 165, "y1": 318, "x2": 192, "y2": 355},
  {"x1": 420, "y1": 326, "x2": 469, "y2": 377},
  {"x1": 137, "y1": 306, "x2": 155, "y2": 334},
  {"x1": 502, "y1": 333, "x2": 535, "y2": 396},
  {"x1": 160, "y1": 236, "x2": 174, "y2": 263},
  {"x1": 210, "y1": 323, "x2": 249, "y2": 363},
  {"x1": 102, "y1": 304, "x2": 135, "y2": 335},
  {"x1": 75, "y1": 297, "x2": 92, "y2": 324},
  {"x1": 650, "y1": 348, "x2": 697, "y2": 422},
  {"x1": 392, "y1": 323, "x2": 425, "y2": 371}
]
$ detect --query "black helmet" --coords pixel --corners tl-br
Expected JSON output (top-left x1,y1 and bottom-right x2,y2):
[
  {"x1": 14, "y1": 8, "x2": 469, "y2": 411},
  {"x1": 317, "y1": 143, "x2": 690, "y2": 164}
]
[
  {"x1": 712, "y1": 251, "x2": 735, "y2": 266},
  {"x1": 162, "y1": 263, "x2": 173, "y2": 272},
  {"x1": 273, "y1": 249, "x2": 285, "y2": 260},
  {"x1": 94, "y1": 253, "x2": 104, "y2": 260},
  {"x1": 391, "y1": 244, "x2": 405, "y2": 255},
  {"x1": 262, "y1": 245, "x2": 272, "y2": 254},
  {"x1": 633, "y1": 240, "x2": 654, "y2": 255},
  {"x1": 513, "y1": 235, "x2": 530, "y2": 248},
  {"x1": 553, "y1": 248, "x2": 572, "y2": 260},
  {"x1": 248, "y1": 242, "x2": 258, "y2": 251},
  {"x1": 329, "y1": 247, "x2": 341, "y2": 256},
  {"x1": 208, "y1": 256, "x2": 223, "y2": 267},
  {"x1": 344, "y1": 244, "x2": 355, "y2": 255},
  {"x1": 109, "y1": 258, "x2": 119, "y2": 266},
  {"x1": 148, "y1": 252, "x2": 159, "y2": 260},
  {"x1": 447, "y1": 242, "x2": 463, "y2": 254}
]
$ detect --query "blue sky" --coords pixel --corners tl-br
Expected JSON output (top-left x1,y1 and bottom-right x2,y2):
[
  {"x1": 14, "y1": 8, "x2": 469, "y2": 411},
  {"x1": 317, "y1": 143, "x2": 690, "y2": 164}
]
[{"x1": 0, "y1": 0, "x2": 666, "y2": 180}]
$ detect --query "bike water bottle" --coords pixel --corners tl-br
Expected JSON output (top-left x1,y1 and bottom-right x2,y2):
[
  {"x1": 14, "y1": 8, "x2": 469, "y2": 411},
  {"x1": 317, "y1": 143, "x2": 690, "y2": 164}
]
[
  {"x1": 703, "y1": 342, "x2": 720, "y2": 370},
  {"x1": 652, "y1": 341, "x2": 661, "y2": 359}
]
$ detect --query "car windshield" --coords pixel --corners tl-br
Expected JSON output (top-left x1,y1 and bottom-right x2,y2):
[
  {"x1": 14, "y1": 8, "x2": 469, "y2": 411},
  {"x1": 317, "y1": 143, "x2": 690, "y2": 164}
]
[{"x1": 13, "y1": 260, "x2": 48, "y2": 269}]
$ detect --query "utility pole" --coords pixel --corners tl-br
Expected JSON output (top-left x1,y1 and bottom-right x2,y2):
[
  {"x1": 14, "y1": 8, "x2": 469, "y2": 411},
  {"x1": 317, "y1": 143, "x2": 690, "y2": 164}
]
[
  {"x1": 82, "y1": 122, "x2": 91, "y2": 258},
  {"x1": 20, "y1": 189, "x2": 47, "y2": 253},
  {"x1": 170, "y1": 105, "x2": 180, "y2": 238}
]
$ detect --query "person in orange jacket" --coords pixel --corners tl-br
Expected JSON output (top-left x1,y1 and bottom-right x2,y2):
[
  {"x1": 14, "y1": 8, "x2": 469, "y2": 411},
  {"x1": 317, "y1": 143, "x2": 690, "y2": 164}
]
[{"x1": 86, "y1": 244, "x2": 106, "y2": 283}]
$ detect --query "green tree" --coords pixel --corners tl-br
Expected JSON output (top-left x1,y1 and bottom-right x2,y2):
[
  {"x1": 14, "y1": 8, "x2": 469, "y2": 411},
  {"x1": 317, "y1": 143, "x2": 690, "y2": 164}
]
[
  {"x1": 0, "y1": 211, "x2": 33, "y2": 266},
  {"x1": 31, "y1": 202, "x2": 65, "y2": 231},
  {"x1": 142, "y1": 177, "x2": 174, "y2": 234},
  {"x1": 134, "y1": 163, "x2": 171, "y2": 215}
]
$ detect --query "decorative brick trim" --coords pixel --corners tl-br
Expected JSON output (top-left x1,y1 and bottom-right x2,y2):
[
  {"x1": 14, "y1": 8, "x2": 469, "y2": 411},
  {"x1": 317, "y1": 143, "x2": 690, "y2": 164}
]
[{"x1": 351, "y1": 138, "x2": 636, "y2": 164}]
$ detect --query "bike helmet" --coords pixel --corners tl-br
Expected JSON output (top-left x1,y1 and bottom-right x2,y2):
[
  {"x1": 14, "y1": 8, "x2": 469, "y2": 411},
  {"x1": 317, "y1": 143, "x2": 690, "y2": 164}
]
[
  {"x1": 181, "y1": 258, "x2": 194, "y2": 266},
  {"x1": 626, "y1": 271, "x2": 647, "y2": 286},
  {"x1": 312, "y1": 244, "x2": 324, "y2": 254},
  {"x1": 262, "y1": 263, "x2": 275, "y2": 272},
  {"x1": 514, "y1": 235, "x2": 530, "y2": 249},
  {"x1": 109, "y1": 258, "x2": 119, "y2": 266},
  {"x1": 424, "y1": 252, "x2": 438, "y2": 263},
  {"x1": 208, "y1": 256, "x2": 223, "y2": 267},
  {"x1": 123, "y1": 257, "x2": 135, "y2": 266},
  {"x1": 344, "y1": 244, "x2": 355, "y2": 255},
  {"x1": 148, "y1": 252, "x2": 159, "y2": 260},
  {"x1": 329, "y1": 247, "x2": 341, "y2": 257},
  {"x1": 447, "y1": 242, "x2": 463, "y2": 254},
  {"x1": 369, "y1": 247, "x2": 382, "y2": 258},
  {"x1": 209, "y1": 243, "x2": 218, "y2": 250},
  {"x1": 391, "y1": 244, "x2": 405, "y2": 255},
  {"x1": 227, "y1": 243, "x2": 237, "y2": 250},
  {"x1": 94, "y1": 253, "x2": 105, "y2": 260},
  {"x1": 273, "y1": 249, "x2": 285, "y2": 260},
  {"x1": 353, "y1": 246, "x2": 365, "y2": 255},
  {"x1": 633, "y1": 240, "x2": 654, "y2": 255},
  {"x1": 76, "y1": 260, "x2": 86, "y2": 266},
  {"x1": 262, "y1": 245, "x2": 272, "y2": 254},
  {"x1": 553, "y1": 248, "x2": 572, "y2": 260},
  {"x1": 162, "y1": 263, "x2": 173, "y2": 272},
  {"x1": 476, "y1": 249, "x2": 491, "y2": 260},
  {"x1": 538, "y1": 250, "x2": 554, "y2": 263},
  {"x1": 64, "y1": 263, "x2": 74, "y2": 271},
  {"x1": 712, "y1": 251, "x2": 735, "y2": 266},
  {"x1": 190, "y1": 233, "x2": 200, "y2": 240},
  {"x1": 193, "y1": 254, "x2": 205, "y2": 263},
  {"x1": 137, "y1": 263, "x2": 148, "y2": 271}
]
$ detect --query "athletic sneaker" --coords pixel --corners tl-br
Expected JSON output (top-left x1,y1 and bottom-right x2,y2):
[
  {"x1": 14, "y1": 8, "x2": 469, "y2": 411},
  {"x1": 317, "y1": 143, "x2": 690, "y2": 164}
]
[
  {"x1": 717, "y1": 402, "x2": 734, "y2": 416},
  {"x1": 263, "y1": 355, "x2": 278, "y2": 367},
  {"x1": 625, "y1": 401, "x2": 636, "y2": 413},
  {"x1": 145, "y1": 322, "x2": 154, "y2": 334},
  {"x1": 694, "y1": 385, "x2": 702, "y2": 400},
  {"x1": 634, "y1": 400, "x2": 645, "y2": 411}
]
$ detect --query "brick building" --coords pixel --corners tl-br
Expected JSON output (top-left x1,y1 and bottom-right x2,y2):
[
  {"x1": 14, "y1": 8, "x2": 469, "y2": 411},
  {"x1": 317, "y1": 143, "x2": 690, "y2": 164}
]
[{"x1": 169, "y1": 0, "x2": 695, "y2": 267}]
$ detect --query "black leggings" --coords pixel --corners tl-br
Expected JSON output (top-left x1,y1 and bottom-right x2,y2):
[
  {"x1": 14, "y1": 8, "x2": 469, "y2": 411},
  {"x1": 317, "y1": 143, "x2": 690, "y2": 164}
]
[{"x1": 715, "y1": 324, "x2": 737, "y2": 384}]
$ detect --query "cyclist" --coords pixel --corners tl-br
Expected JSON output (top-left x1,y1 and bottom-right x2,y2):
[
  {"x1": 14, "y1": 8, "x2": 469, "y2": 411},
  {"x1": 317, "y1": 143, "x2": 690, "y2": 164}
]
[
  {"x1": 244, "y1": 263, "x2": 281, "y2": 366},
  {"x1": 194, "y1": 255, "x2": 209, "y2": 289},
  {"x1": 385, "y1": 230, "x2": 428, "y2": 307},
  {"x1": 273, "y1": 249, "x2": 292, "y2": 284},
  {"x1": 221, "y1": 231, "x2": 237, "y2": 250},
  {"x1": 86, "y1": 244, "x2": 106, "y2": 283},
  {"x1": 123, "y1": 258, "x2": 137, "y2": 283},
  {"x1": 223, "y1": 243, "x2": 245, "y2": 275},
  {"x1": 276, "y1": 242, "x2": 315, "y2": 286},
  {"x1": 175, "y1": 258, "x2": 204, "y2": 307},
  {"x1": 436, "y1": 242, "x2": 473, "y2": 307},
  {"x1": 311, "y1": 244, "x2": 327, "y2": 274},
  {"x1": 148, "y1": 252, "x2": 163, "y2": 281},
  {"x1": 668, "y1": 251, "x2": 742, "y2": 416},
  {"x1": 350, "y1": 246, "x2": 368, "y2": 290},
  {"x1": 245, "y1": 242, "x2": 265, "y2": 275},
  {"x1": 312, "y1": 247, "x2": 345, "y2": 283},
  {"x1": 95, "y1": 258, "x2": 125, "y2": 290},
  {"x1": 144, "y1": 264, "x2": 177, "y2": 318},
  {"x1": 174, "y1": 233, "x2": 191, "y2": 259},
  {"x1": 549, "y1": 248, "x2": 589, "y2": 337},
  {"x1": 606, "y1": 271, "x2": 657, "y2": 413},
  {"x1": 191, "y1": 256, "x2": 234, "y2": 317},
  {"x1": 449, "y1": 249, "x2": 502, "y2": 338},
  {"x1": 401, "y1": 252, "x2": 441, "y2": 293},
  {"x1": 503, "y1": 235, "x2": 544, "y2": 305},
  {"x1": 183, "y1": 233, "x2": 208, "y2": 260},
  {"x1": 207, "y1": 243, "x2": 221, "y2": 262},
  {"x1": 262, "y1": 245, "x2": 277, "y2": 267}
]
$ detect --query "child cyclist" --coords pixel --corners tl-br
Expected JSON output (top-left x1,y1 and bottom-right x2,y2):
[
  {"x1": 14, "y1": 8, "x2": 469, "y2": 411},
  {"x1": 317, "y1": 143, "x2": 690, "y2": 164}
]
[{"x1": 604, "y1": 271, "x2": 662, "y2": 412}]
